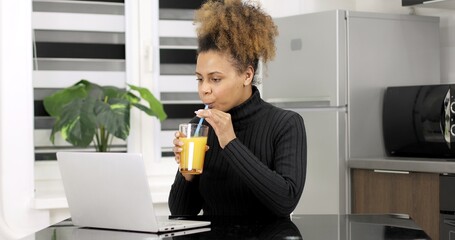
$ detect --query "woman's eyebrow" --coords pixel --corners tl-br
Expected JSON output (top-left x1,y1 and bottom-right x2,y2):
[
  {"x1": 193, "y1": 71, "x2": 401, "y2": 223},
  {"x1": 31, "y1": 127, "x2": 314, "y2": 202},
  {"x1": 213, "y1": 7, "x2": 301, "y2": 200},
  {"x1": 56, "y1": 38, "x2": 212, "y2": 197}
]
[{"x1": 195, "y1": 71, "x2": 223, "y2": 76}]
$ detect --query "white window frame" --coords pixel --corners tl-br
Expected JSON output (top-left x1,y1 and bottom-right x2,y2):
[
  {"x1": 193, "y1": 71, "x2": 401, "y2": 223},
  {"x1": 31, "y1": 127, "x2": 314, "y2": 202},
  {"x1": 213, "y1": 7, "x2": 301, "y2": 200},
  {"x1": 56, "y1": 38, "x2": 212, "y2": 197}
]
[{"x1": 126, "y1": 0, "x2": 176, "y2": 215}]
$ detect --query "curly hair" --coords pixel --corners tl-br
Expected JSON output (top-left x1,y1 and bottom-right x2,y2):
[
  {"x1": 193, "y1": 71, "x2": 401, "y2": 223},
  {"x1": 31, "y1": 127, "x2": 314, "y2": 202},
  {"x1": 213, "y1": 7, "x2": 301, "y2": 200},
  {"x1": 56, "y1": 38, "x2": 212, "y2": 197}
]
[{"x1": 194, "y1": 0, "x2": 278, "y2": 84}]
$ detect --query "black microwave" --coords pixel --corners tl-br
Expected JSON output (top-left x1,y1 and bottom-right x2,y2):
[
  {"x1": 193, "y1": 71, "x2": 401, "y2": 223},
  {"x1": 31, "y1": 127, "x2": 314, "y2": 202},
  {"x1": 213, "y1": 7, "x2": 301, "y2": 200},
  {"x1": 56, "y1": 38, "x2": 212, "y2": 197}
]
[{"x1": 383, "y1": 84, "x2": 455, "y2": 158}]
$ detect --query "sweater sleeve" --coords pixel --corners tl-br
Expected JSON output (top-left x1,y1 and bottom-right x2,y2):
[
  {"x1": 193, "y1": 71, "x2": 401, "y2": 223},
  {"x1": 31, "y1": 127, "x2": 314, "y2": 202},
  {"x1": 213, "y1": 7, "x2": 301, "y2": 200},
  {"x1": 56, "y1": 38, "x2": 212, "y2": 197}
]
[
  {"x1": 222, "y1": 112, "x2": 307, "y2": 216},
  {"x1": 168, "y1": 171, "x2": 203, "y2": 215}
]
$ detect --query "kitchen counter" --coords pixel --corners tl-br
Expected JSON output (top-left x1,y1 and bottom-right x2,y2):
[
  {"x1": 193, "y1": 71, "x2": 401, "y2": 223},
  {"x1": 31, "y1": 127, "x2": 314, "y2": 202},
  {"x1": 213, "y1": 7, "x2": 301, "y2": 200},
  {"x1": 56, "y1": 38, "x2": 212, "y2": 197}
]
[{"x1": 348, "y1": 157, "x2": 455, "y2": 173}]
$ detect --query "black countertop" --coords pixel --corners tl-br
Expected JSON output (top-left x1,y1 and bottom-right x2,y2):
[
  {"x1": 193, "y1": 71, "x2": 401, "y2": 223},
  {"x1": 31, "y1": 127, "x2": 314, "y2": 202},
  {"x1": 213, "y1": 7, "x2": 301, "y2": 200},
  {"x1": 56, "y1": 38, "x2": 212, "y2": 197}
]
[
  {"x1": 34, "y1": 214, "x2": 430, "y2": 240},
  {"x1": 349, "y1": 157, "x2": 455, "y2": 174}
]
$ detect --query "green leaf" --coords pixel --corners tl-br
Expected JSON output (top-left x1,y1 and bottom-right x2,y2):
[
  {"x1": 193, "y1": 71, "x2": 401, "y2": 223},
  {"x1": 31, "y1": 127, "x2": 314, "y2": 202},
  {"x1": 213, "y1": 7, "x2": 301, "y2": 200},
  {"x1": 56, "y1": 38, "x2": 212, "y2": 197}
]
[
  {"x1": 51, "y1": 98, "x2": 97, "y2": 147},
  {"x1": 84, "y1": 81, "x2": 104, "y2": 100},
  {"x1": 102, "y1": 85, "x2": 128, "y2": 100},
  {"x1": 124, "y1": 92, "x2": 141, "y2": 105},
  {"x1": 128, "y1": 84, "x2": 167, "y2": 121},
  {"x1": 94, "y1": 98, "x2": 130, "y2": 140},
  {"x1": 43, "y1": 83, "x2": 87, "y2": 117},
  {"x1": 132, "y1": 102, "x2": 158, "y2": 117}
]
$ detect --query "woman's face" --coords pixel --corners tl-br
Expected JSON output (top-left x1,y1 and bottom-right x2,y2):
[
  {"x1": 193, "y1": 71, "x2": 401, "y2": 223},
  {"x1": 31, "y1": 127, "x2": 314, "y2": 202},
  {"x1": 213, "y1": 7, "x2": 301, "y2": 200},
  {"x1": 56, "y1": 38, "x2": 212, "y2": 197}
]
[{"x1": 195, "y1": 50, "x2": 254, "y2": 112}]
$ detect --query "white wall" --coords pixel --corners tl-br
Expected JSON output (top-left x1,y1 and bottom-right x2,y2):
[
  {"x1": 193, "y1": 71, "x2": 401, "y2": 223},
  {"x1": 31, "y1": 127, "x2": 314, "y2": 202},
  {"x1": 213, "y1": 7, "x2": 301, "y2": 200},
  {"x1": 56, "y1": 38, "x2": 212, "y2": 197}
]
[
  {"x1": 260, "y1": 0, "x2": 355, "y2": 16},
  {"x1": 415, "y1": 8, "x2": 455, "y2": 84},
  {"x1": 355, "y1": 0, "x2": 410, "y2": 14},
  {"x1": 354, "y1": 0, "x2": 455, "y2": 84},
  {"x1": 0, "y1": 1, "x2": 53, "y2": 239}
]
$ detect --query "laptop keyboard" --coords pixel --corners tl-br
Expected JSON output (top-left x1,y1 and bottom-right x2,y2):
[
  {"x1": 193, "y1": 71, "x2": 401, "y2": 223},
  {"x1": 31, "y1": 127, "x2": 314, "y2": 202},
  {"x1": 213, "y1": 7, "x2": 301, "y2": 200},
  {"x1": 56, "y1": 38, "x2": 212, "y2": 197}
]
[
  {"x1": 159, "y1": 221, "x2": 177, "y2": 227},
  {"x1": 159, "y1": 219, "x2": 188, "y2": 227}
]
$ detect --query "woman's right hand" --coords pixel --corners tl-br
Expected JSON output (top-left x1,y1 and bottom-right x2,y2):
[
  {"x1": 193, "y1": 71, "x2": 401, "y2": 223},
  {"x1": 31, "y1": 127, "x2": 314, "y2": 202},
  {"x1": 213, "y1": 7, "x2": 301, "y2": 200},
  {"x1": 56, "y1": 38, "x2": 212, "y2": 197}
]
[{"x1": 173, "y1": 131, "x2": 195, "y2": 182}]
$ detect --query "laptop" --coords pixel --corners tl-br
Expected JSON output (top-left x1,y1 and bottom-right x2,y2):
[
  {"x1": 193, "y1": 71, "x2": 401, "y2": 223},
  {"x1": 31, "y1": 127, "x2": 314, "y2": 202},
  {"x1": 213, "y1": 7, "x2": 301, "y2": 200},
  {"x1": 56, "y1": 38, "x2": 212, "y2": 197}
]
[
  {"x1": 72, "y1": 226, "x2": 211, "y2": 239},
  {"x1": 56, "y1": 151, "x2": 211, "y2": 233}
]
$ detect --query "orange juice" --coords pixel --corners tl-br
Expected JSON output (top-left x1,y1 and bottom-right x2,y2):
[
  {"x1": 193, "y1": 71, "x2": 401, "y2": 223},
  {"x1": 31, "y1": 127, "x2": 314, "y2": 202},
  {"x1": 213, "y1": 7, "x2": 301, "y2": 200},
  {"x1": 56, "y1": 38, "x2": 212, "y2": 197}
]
[{"x1": 179, "y1": 136, "x2": 208, "y2": 174}]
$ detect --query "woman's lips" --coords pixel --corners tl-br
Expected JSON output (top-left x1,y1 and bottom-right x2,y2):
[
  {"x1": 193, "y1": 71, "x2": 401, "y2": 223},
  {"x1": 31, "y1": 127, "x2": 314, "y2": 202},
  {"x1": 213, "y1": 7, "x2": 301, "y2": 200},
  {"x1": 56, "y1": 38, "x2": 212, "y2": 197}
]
[{"x1": 204, "y1": 103, "x2": 214, "y2": 109}]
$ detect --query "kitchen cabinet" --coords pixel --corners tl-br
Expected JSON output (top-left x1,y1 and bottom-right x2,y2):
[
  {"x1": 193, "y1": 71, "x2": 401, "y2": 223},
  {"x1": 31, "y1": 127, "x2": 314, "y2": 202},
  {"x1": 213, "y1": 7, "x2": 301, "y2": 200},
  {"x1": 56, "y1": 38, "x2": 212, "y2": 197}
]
[
  {"x1": 402, "y1": 0, "x2": 455, "y2": 9},
  {"x1": 351, "y1": 168, "x2": 439, "y2": 240}
]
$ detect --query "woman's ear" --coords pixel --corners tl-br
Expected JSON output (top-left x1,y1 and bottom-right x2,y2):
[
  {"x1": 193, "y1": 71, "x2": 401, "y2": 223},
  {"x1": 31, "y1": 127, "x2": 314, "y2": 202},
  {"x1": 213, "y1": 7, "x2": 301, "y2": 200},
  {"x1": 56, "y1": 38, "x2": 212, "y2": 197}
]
[{"x1": 243, "y1": 65, "x2": 255, "y2": 86}]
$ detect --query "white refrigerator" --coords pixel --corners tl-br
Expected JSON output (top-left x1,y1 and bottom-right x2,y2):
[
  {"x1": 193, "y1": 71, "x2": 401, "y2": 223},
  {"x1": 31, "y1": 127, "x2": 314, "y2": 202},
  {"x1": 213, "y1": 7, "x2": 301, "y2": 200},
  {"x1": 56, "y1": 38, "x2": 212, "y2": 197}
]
[{"x1": 262, "y1": 10, "x2": 440, "y2": 214}]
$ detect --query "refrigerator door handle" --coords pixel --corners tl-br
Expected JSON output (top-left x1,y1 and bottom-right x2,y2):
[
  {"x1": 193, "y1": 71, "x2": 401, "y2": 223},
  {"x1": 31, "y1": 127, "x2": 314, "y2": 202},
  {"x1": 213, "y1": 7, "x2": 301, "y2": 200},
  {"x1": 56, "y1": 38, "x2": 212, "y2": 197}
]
[
  {"x1": 266, "y1": 98, "x2": 347, "y2": 109},
  {"x1": 266, "y1": 98, "x2": 331, "y2": 108}
]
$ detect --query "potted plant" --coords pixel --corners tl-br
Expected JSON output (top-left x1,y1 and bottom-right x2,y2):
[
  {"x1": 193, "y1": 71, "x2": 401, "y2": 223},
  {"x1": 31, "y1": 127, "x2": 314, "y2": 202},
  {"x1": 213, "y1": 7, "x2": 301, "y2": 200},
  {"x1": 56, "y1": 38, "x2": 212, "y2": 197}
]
[{"x1": 43, "y1": 79, "x2": 167, "y2": 152}]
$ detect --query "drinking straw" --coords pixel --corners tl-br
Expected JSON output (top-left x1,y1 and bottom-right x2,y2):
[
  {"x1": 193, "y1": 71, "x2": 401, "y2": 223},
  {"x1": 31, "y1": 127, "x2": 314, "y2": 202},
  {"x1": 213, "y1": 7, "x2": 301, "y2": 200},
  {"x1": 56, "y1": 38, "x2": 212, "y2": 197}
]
[{"x1": 195, "y1": 105, "x2": 208, "y2": 136}]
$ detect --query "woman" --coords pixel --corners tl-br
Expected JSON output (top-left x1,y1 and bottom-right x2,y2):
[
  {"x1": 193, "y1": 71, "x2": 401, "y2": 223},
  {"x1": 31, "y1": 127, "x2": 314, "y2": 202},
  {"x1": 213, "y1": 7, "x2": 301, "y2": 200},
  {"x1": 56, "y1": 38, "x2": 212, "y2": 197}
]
[{"x1": 168, "y1": 0, "x2": 306, "y2": 217}]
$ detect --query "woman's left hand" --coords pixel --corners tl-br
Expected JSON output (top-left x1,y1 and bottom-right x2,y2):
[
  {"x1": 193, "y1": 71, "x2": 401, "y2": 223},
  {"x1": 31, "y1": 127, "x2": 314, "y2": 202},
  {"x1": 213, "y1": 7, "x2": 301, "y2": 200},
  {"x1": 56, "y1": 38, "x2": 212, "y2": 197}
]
[{"x1": 195, "y1": 108, "x2": 236, "y2": 148}]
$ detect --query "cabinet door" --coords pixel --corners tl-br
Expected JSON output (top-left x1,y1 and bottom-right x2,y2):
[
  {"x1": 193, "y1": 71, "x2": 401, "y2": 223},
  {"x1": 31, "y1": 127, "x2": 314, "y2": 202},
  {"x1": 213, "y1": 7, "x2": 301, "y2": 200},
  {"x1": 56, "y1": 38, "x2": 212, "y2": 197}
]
[{"x1": 351, "y1": 169, "x2": 439, "y2": 240}]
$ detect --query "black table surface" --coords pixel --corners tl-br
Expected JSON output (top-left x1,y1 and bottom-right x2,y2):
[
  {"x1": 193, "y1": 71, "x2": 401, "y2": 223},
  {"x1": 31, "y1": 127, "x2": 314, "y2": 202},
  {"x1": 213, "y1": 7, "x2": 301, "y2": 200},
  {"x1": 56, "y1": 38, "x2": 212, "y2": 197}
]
[{"x1": 34, "y1": 214, "x2": 431, "y2": 240}]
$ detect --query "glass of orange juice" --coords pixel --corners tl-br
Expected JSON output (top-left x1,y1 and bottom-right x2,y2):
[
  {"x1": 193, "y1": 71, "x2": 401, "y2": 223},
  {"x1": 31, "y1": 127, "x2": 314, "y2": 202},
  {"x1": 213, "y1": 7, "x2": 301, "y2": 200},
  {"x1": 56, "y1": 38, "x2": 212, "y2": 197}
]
[{"x1": 179, "y1": 123, "x2": 209, "y2": 174}]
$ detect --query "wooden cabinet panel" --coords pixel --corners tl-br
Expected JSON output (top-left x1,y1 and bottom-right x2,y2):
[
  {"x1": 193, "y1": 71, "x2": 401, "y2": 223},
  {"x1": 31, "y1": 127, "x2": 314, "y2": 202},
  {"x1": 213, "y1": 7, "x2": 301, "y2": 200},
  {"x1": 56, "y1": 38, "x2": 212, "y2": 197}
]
[{"x1": 351, "y1": 169, "x2": 439, "y2": 240}]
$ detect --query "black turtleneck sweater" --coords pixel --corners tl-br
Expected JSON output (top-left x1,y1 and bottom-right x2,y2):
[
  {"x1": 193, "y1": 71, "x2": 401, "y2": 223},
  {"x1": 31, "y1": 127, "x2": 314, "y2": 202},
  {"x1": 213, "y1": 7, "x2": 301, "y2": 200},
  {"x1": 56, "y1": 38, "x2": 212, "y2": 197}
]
[{"x1": 168, "y1": 87, "x2": 307, "y2": 217}]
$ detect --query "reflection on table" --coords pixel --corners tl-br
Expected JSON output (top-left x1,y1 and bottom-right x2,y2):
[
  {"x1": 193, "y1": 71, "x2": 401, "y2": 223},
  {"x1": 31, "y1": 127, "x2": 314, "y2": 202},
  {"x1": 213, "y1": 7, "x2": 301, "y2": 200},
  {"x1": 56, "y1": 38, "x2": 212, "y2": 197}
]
[{"x1": 35, "y1": 214, "x2": 430, "y2": 240}]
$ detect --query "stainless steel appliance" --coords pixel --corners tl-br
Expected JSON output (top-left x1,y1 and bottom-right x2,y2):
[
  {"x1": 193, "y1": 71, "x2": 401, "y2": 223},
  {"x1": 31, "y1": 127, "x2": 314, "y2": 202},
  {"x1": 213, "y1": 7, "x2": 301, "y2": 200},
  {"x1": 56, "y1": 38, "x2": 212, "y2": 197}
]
[
  {"x1": 263, "y1": 10, "x2": 440, "y2": 214},
  {"x1": 383, "y1": 84, "x2": 455, "y2": 158}
]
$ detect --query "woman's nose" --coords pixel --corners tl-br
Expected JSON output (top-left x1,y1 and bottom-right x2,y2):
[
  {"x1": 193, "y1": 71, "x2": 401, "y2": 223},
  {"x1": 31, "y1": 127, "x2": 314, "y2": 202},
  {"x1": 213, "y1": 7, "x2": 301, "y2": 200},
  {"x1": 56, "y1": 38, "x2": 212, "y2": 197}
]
[{"x1": 200, "y1": 80, "x2": 211, "y2": 95}]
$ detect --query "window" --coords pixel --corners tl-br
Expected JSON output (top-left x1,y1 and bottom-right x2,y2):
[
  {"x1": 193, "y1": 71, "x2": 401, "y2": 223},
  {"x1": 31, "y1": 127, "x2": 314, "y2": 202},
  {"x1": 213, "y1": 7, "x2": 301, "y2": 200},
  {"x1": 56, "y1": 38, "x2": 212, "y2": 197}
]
[{"x1": 32, "y1": 0, "x2": 204, "y2": 216}]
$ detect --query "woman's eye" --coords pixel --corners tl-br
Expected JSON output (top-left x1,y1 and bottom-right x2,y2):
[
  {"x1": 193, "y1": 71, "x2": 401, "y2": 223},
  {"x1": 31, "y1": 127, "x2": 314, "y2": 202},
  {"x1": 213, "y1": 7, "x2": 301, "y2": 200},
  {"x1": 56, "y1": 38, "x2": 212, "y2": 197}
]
[
  {"x1": 196, "y1": 78, "x2": 202, "y2": 82},
  {"x1": 211, "y1": 78, "x2": 221, "y2": 82}
]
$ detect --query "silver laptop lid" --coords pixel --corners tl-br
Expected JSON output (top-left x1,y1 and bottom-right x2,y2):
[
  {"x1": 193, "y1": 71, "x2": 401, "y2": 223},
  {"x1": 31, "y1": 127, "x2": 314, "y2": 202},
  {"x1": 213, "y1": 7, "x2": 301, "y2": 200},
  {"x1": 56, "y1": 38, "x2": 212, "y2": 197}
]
[{"x1": 57, "y1": 152, "x2": 160, "y2": 232}]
